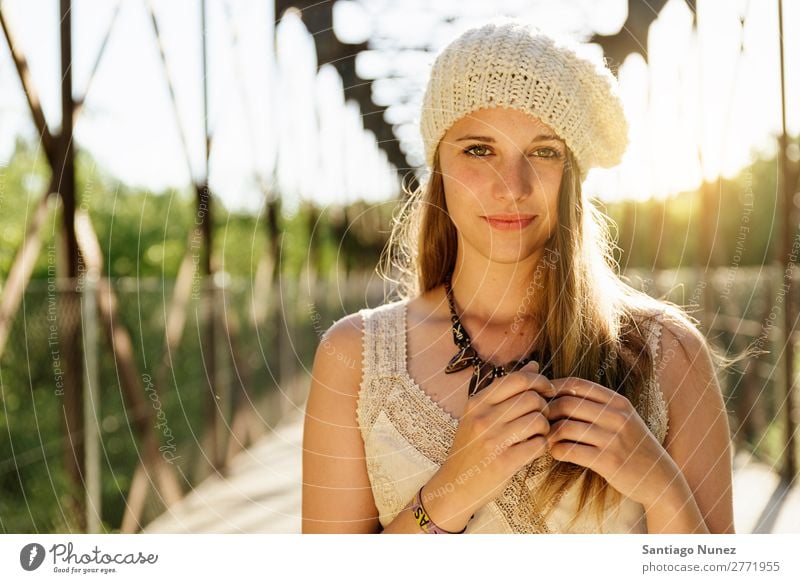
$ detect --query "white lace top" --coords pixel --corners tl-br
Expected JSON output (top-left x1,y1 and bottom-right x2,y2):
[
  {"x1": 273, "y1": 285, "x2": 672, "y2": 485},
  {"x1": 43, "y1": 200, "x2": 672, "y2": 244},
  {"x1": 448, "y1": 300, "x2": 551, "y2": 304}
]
[{"x1": 355, "y1": 298, "x2": 669, "y2": 533}]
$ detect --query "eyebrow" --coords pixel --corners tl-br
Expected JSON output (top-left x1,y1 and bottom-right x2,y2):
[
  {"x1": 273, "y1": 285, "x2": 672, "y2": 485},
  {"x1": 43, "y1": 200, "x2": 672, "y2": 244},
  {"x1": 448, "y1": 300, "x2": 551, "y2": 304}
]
[{"x1": 455, "y1": 134, "x2": 565, "y2": 145}]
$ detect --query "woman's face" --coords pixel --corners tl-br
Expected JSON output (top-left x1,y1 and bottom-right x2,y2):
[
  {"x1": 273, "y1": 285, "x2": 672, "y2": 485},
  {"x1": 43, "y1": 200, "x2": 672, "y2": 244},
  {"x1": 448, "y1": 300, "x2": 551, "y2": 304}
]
[{"x1": 437, "y1": 107, "x2": 565, "y2": 266}]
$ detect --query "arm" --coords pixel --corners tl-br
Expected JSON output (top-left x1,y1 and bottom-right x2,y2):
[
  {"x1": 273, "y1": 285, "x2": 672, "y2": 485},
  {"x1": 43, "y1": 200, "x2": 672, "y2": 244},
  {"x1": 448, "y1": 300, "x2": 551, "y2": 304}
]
[
  {"x1": 302, "y1": 313, "x2": 458, "y2": 534},
  {"x1": 302, "y1": 313, "x2": 381, "y2": 533},
  {"x1": 644, "y1": 315, "x2": 735, "y2": 534},
  {"x1": 379, "y1": 472, "x2": 476, "y2": 534}
]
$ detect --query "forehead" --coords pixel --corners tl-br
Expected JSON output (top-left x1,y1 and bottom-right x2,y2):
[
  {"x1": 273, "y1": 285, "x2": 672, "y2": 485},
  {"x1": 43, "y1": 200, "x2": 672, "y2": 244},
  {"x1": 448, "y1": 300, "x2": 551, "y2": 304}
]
[{"x1": 444, "y1": 107, "x2": 562, "y2": 141}]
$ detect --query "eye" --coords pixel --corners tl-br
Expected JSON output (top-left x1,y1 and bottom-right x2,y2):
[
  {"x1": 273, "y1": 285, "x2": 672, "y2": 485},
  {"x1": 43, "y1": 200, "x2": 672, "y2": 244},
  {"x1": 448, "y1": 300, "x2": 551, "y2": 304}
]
[
  {"x1": 463, "y1": 144, "x2": 492, "y2": 158},
  {"x1": 532, "y1": 147, "x2": 563, "y2": 159}
]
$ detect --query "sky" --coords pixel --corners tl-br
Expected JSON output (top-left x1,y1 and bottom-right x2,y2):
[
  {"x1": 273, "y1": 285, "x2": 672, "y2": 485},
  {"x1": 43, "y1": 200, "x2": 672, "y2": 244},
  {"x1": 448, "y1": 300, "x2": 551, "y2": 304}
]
[{"x1": 0, "y1": 0, "x2": 798, "y2": 213}]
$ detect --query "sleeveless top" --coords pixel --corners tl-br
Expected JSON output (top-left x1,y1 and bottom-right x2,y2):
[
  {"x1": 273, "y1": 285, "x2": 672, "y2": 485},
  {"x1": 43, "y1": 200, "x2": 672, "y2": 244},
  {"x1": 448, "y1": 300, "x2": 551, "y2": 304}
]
[{"x1": 355, "y1": 299, "x2": 669, "y2": 533}]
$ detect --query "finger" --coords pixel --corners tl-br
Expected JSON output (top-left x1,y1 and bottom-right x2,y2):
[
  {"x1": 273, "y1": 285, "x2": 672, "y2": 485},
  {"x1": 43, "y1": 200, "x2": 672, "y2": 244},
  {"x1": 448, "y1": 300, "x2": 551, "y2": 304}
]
[
  {"x1": 492, "y1": 389, "x2": 548, "y2": 423},
  {"x1": 546, "y1": 419, "x2": 613, "y2": 449},
  {"x1": 481, "y1": 362, "x2": 555, "y2": 405},
  {"x1": 549, "y1": 377, "x2": 628, "y2": 408},
  {"x1": 505, "y1": 434, "x2": 549, "y2": 467},
  {"x1": 504, "y1": 411, "x2": 550, "y2": 445},
  {"x1": 549, "y1": 441, "x2": 602, "y2": 469},
  {"x1": 545, "y1": 395, "x2": 626, "y2": 431}
]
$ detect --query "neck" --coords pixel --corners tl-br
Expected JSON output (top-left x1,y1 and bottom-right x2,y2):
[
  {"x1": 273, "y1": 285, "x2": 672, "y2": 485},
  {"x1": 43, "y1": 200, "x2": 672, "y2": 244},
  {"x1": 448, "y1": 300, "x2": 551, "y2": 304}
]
[{"x1": 448, "y1": 248, "x2": 547, "y2": 327}]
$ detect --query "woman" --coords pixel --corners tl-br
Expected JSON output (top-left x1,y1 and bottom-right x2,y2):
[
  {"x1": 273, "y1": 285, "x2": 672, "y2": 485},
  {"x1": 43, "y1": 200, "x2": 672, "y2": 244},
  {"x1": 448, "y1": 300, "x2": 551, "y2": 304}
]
[{"x1": 302, "y1": 18, "x2": 736, "y2": 534}]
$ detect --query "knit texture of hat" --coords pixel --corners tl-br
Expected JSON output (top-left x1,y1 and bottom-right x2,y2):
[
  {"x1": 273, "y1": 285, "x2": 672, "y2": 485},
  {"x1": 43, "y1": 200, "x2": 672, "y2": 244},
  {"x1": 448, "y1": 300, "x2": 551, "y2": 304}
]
[{"x1": 419, "y1": 18, "x2": 629, "y2": 179}]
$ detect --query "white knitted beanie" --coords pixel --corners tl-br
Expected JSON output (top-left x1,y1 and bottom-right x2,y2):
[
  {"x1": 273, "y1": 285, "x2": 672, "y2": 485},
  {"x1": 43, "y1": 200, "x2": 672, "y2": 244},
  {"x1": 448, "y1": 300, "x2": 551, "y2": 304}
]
[{"x1": 419, "y1": 18, "x2": 629, "y2": 179}]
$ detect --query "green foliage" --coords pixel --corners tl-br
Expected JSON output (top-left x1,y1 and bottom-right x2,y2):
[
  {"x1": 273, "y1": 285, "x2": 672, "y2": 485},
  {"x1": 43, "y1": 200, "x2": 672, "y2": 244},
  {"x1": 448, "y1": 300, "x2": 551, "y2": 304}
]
[{"x1": 602, "y1": 150, "x2": 788, "y2": 270}]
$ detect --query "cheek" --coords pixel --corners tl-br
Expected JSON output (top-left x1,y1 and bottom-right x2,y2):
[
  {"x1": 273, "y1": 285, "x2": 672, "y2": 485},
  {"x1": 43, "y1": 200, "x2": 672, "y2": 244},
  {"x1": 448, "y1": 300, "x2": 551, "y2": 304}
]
[
  {"x1": 442, "y1": 162, "x2": 489, "y2": 197},
  {"x1": 442, "y1": 169, "x2": 488, "y2": 218},
  {"x1": 540, "y1": 169, "x2": 563, "y2": 213},
  {"x1": 538, "y1": 164, "x2": 564, "y2": 191}
]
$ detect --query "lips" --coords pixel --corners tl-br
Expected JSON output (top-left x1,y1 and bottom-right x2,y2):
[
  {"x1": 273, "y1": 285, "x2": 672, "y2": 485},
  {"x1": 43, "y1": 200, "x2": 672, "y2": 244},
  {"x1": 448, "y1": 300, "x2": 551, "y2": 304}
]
[{"x1": 482, "y1": 215, "x2": 537, "y2": 230}]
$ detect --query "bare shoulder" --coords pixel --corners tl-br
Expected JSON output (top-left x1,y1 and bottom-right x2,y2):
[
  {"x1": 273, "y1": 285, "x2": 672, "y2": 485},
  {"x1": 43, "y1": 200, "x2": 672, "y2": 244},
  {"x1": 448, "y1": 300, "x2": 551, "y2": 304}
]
[
  {"x1": 316, "y1": 311, "x2": 365, "y2": 385},
  {"x1": 322, "y1": 310, "x2": 364, "y2": 341},
  {"x1": 654, "y1": 307, "x2": 717, "y2": 405},
  {"x1": 658, "y1": 306, "x2": 708, "y2": 356}
]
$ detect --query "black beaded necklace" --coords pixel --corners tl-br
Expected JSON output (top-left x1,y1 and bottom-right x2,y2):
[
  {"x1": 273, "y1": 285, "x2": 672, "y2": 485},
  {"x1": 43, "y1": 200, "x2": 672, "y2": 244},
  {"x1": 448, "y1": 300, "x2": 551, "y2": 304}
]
[{"x1": 443, "y1": 274, "x2": 550, "y2": 397}]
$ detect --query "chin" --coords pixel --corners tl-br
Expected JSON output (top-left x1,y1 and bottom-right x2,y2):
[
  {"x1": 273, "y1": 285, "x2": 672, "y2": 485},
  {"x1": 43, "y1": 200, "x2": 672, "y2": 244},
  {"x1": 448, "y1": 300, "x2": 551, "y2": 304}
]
[
  {"x1": 458, "y1": 232, "x2": 546, "y2": 265},
  {"x1": 481, "y1": 248, "x2": 541, "y2": 265}
]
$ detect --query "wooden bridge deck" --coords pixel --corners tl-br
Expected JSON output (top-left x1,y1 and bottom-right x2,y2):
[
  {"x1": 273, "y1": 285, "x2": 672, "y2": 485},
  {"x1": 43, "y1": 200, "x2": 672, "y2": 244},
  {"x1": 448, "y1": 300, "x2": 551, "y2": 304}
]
[
  {"x1": 145, "y1": 406, "x2": 800, "y2": 534},
  {"x1": 143, "y1": 406, "x2": 304, "y2": 534}
]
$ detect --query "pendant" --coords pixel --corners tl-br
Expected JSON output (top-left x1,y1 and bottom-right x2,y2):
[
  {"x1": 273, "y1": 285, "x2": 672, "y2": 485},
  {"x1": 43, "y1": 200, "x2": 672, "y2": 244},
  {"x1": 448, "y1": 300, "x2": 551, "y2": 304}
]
[
  {"x1": 445, "y1": 345, "x2": 479, "y2": 373},
  {"x1": 442, "y1": 274, "x2": 551, "y2": 396},
  {"x1": 468, "y1": 363, "x2": 505, "y2": 396}
]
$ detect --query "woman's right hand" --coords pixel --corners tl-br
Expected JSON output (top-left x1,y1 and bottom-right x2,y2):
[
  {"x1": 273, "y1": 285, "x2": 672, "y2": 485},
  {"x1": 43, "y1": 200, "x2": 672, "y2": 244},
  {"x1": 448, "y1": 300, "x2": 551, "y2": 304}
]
[{"x1": 420, "y1": 360, "x2": 553, "y2": 531}]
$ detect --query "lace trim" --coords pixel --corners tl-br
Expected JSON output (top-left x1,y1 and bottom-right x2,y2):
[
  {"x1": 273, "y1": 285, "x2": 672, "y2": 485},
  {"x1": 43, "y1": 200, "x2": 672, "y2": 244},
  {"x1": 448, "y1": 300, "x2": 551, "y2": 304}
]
[
  {"x1": 364, "y1": 455, "x2": 403, "y2": 522},
  {"x1": 635, "y1": 309, "x2": 670, "y2": 444},
  {"x1": 356, "y1": 302, "x2": 406, "y2": 440}
]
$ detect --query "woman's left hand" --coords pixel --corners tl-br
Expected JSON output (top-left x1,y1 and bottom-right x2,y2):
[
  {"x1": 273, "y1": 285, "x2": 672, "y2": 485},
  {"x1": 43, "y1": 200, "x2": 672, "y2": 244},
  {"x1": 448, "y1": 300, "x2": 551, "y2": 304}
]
[{"x1": 538, "y1": 377, "x2": 679, "y2": 509}]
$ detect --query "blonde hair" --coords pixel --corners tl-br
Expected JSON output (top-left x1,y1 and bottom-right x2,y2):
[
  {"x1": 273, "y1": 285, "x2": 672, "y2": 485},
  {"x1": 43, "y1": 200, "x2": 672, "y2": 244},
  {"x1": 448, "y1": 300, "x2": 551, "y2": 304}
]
[{"x1": 379, "y1": 146, "x2": 751, "y2": 525}]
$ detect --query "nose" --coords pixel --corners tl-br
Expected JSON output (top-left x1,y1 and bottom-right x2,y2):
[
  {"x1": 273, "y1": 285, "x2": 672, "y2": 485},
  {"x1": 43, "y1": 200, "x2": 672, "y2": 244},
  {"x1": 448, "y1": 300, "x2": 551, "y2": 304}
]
[{"x1": 492, "y1": 154, "x2": 535, "y2": 202}]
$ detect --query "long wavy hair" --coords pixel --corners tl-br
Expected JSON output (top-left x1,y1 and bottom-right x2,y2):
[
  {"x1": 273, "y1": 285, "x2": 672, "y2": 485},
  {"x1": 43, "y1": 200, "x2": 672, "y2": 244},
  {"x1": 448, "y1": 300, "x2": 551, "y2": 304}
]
[{"x1": 379, "y1": 146, "x2": 750, "y2": 525}]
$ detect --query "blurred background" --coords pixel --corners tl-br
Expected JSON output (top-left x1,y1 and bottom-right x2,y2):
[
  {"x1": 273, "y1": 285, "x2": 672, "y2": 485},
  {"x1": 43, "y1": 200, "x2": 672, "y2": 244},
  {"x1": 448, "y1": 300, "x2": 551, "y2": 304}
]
[{"x1": 0, "y1": 0, "x2": 798, "y2": 534}]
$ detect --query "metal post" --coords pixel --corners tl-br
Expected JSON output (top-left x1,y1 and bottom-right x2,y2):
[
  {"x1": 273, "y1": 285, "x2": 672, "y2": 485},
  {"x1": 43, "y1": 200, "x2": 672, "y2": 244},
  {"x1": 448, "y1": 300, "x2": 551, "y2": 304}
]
[
  {"x1": 777, "y1": 0, "x2": 797, "y2": 481},
  {"x1": 58, "y1": 0, "x2": 85, "y2": 530},
  {"x1": 199, "y1": 0, "x2": 220, "y2": 470},
  {"x1": 81, "y1": 269, "x2": 101, "y2": 532}
]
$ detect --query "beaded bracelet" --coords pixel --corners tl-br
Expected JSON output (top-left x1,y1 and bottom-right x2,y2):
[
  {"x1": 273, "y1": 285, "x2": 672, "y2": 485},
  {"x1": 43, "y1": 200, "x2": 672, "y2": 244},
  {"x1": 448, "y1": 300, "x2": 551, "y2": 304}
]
[{"x1": 411, "y1": 486, "x2": 472, "y2": 534}]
